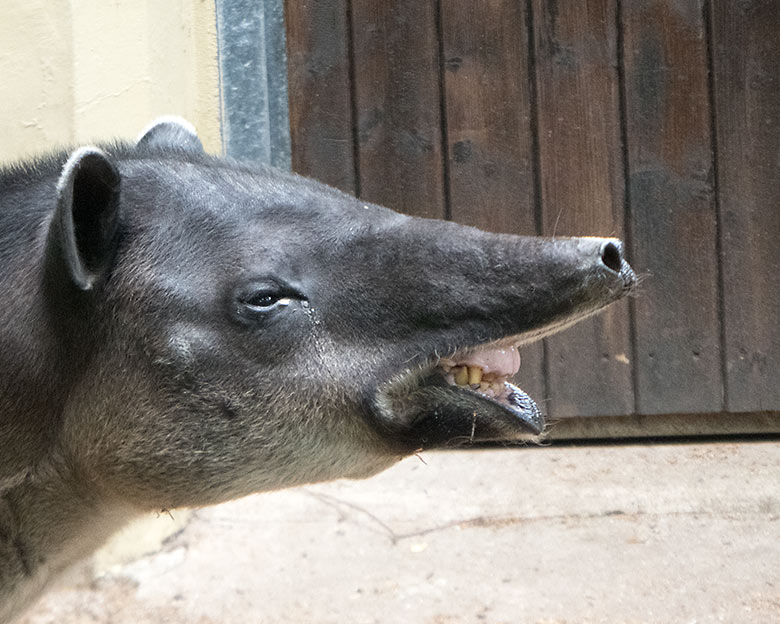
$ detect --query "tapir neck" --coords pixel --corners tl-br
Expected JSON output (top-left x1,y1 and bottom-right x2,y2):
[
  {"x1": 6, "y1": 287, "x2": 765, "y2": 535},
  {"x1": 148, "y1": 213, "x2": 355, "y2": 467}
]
[
  {"x1": 0, "y1": 458, "x2": 137, "y2": 623},
  {"x1": 0, "y1": 179, "x2": 65, "y2": 479},
  {"x1": 0, "y1": 302, "x2": 73, "y2": 480},
  {"x1": 0, "y1": 243, "x2": 96, "y2": 482},
  {"x1": 0, "y1": 164, "x2": 130, "y2": 622}
]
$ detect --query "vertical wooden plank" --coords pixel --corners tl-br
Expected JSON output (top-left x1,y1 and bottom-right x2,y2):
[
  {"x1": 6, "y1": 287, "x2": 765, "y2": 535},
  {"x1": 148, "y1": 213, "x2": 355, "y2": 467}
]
[
  {"x1": 439, "y1": 1, "x2": 544, "y2": 406},
  {"x1": 621, "y1": 1, "x2": 722, "y2": 414},
  {"x1": 440, "y1": 0, "x2": 536, "y2": 234},
  {"x1": 532, "y1": 0, "x2": 633, "y2": 417},
  {"x1": 285, "y1": 0, "x2": 356, "y2": 192},
  {"x1": 350, "y1": 0, "x2": 446, "y2": 218},
  {"x1": 711, "y1": 1, "x2": 780, "y2": 412}
]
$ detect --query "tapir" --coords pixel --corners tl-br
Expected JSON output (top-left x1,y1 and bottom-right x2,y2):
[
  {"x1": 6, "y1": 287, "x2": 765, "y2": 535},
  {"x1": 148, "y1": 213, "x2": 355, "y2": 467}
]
[{"x1": 0, "y1": 117, "x2": 635, "y2": 621}]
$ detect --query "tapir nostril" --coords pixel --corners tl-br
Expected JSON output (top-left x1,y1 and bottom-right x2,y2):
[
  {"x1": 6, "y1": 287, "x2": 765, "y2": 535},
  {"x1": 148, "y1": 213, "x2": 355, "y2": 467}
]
[{"x1": 600, "y1": 241, "x2": 623, "y2": 273}]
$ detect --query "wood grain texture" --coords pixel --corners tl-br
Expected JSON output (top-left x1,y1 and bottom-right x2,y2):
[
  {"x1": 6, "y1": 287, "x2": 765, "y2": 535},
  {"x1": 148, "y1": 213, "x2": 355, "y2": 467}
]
[
  {"x1": 621, "y1": 0, "x2": 722, "y2": 414},
  {"x1": 285, "y1": 0, "x2": 780, "y2": 427},
  {"x1": 349, "y1": 0, "x2": 446, "y2": 218},
  {"x1": 285, "y1": 0, "x2": 356, "y2": 192},
  {"x1": 532, "y1": 0, "x2": 634, "y2": 418},
  {"x1": 711, "y1": 0, "x2": 780, "y2": 412},
  {"x1": 439, "y1": 0, "x2": 544, "y2": 405}
]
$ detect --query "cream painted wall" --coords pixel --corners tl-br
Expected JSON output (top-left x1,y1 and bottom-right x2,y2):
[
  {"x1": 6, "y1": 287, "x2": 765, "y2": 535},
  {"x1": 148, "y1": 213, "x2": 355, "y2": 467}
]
[{"x1": 0, "y1": 0, "x2": 221, "y2": 162}]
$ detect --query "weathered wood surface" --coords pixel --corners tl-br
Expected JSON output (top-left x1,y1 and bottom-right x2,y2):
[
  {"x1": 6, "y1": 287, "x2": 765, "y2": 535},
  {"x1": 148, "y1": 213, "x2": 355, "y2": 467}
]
[
  {"x1": 285, "y1": 0, "x2": 780, "y2": 424},
  {"x1": 621, "y1": 0, "x2": 722, "y2": 415},
  {"x1": 285, "y1": 0, "x2": 356, "y2": 193},
  {"x1": 711, "y1": 1, "x2": 780, "y2": 413},
  {"x1": 349, "y1": 0, "x2": 446, "y2": 218},
  {"x1": 438, "y1": 0, "x2": 544, "y2": 404},
  {"x1": 531, "y1": 0, "x2": 634, "y2": 418}
]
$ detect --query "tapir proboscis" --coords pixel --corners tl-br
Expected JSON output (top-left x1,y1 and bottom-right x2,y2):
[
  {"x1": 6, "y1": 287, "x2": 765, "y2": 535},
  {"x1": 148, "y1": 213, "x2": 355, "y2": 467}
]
[{"x1": 0, "y1": 117, "x2": 636, "y2": 621}]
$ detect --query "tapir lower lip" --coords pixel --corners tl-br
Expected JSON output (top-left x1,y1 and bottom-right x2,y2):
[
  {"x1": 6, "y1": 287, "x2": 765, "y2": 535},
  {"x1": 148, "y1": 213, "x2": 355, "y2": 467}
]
[
  {"x1": 428, "y1": 377, "x2": 544, "y2": 436},
  {"x1": 496, "y1": 381, "x2": 544, "y2": 434},
  {"x1": 375, "y1": 364, "x2": 545, "y2": 449}
]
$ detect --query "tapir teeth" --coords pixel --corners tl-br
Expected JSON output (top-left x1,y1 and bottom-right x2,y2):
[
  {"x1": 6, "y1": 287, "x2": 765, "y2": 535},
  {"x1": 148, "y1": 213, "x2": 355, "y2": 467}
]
[
  {"x1": 444, "y1": 364, "x2": 509, "y2": 399},
  {"x1": 435, "y1": 341, "x2": 525, "y2": 402},
  {"x1": 454, "y1": 366, "x2": 469, "y2": 386}
]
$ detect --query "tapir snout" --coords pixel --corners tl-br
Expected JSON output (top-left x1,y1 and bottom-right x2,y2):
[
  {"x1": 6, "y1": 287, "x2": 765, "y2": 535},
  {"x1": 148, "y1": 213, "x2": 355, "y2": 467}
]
[{"x1": 350, "y1": 222, "x2": 636, "y2": 448}]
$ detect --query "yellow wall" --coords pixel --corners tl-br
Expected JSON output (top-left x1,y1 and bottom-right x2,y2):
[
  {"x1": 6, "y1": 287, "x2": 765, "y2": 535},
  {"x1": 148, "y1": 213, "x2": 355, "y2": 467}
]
[{"x1": 0, "y1": 0, "x2": 221, "y2": 162}]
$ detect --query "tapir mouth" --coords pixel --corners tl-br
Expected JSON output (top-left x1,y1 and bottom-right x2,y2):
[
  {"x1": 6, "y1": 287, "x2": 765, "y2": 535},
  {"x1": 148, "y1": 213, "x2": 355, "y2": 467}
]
[
  {"x1": 434, "y1": 342, "x2": 543, "y2": 435},
  {"x1": 376, "y1": 338, "x2": 545, "y2": 449}
]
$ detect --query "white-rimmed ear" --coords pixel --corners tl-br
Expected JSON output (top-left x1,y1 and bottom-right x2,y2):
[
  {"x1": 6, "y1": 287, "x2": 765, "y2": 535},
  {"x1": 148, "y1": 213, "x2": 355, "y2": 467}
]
[
  {"x1": 136, "y1": 116, "x2": 204, "y2": 153},
  {"x1": 52, "y1": 147, "x2": 121, "y2": 290}
]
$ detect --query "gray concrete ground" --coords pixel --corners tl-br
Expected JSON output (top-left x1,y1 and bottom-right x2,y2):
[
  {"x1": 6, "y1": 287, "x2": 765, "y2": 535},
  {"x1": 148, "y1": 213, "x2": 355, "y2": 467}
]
[{"x1": 19, "y1": 441, "x2": 780, "y2": 624}]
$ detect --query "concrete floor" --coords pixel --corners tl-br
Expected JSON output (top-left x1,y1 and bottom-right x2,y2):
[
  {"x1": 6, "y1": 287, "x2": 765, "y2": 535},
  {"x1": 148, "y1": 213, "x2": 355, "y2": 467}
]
[{"x1": 19, "y1": 440, "x2": 780, "y2": 624}]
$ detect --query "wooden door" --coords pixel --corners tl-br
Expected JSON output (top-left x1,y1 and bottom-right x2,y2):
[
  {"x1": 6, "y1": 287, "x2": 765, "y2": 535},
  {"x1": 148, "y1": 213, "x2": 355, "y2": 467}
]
[{"x1": 285, "y1": 0, "x2": 780, "y2": 437}]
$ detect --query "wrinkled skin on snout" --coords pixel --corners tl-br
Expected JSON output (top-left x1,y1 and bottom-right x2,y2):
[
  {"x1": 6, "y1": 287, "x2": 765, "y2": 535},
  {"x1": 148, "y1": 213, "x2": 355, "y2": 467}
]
[{"x1": 1, "y1": 120, "x2": 635, "y2": 513}]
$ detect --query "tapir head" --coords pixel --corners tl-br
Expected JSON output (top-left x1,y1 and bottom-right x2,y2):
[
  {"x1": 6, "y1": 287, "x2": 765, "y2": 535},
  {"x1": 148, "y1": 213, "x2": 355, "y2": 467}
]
[{"x1": 45, "y1": 119, "x2": 635, "y2": 509}]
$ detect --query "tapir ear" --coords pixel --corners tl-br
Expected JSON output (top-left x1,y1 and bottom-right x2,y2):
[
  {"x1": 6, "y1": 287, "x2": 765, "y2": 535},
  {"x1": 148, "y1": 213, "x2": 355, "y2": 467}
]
[
  {"x1": 136, "y1": 116, "x2": 204, "y2": 153},
  {"x1": 53, "y1": 147, "x2": 121, "y2": 291}
]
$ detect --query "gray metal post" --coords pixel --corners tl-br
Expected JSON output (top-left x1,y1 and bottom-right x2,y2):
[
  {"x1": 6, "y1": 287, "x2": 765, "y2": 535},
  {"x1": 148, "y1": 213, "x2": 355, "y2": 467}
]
[{"x1": 215, "y1": 0, "x2": 291, "y2": 169}]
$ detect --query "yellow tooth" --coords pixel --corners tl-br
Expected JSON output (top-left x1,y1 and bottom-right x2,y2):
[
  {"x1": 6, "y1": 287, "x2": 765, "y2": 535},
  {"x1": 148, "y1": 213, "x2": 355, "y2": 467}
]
[
  {"x1": 468, "y1": 366, "x2": 483, "y2": 385},
  {"x1": 454, "y1": 366, "x2": 469, "y2": 386}
]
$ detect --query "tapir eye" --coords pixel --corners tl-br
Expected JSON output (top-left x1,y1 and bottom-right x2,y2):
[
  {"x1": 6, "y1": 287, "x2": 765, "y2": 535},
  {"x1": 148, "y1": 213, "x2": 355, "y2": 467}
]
[
  {"x1": 243, "y1": 291, "x2": 292, "y2": 310},
  {"x1": 233, "y1": 279, "x2": 303, "y2": 322}
]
